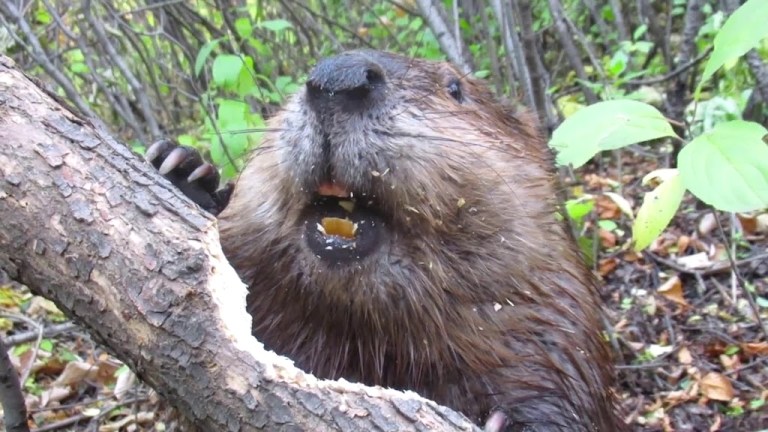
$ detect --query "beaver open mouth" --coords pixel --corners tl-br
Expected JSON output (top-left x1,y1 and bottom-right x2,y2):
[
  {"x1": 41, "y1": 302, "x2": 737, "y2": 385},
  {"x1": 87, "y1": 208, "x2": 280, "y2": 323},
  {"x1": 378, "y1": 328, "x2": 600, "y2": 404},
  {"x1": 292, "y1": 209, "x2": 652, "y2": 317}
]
[{"x1": 302, "y1": 182, "x2": 386, "y2": 265}]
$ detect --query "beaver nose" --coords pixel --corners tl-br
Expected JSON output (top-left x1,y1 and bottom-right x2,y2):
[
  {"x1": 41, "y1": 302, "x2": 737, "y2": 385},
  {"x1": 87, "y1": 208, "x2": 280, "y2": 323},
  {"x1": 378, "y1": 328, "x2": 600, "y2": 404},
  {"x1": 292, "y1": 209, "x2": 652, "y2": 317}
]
[{"x1": 305, "y1": 52, "x2": 386, "y2": 113}]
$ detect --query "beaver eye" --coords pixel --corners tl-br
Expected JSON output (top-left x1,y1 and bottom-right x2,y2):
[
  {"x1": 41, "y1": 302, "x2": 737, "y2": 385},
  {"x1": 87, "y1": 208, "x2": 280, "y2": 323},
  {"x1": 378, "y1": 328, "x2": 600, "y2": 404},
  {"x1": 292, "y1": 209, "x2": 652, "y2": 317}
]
[{"x1": 447, "y1": 79, "x2": 463, "y2": 103}]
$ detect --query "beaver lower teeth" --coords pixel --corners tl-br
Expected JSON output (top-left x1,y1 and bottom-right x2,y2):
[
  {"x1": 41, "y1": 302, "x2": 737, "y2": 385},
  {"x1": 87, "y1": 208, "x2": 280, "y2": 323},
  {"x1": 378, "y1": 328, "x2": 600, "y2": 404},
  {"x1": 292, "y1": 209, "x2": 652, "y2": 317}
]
[
  {"x1": 318, "y1": 217, "x2": 358, "y2": 239},
  {"x1": 302, "y1": 196, "x2": 385, "y2": 265}
]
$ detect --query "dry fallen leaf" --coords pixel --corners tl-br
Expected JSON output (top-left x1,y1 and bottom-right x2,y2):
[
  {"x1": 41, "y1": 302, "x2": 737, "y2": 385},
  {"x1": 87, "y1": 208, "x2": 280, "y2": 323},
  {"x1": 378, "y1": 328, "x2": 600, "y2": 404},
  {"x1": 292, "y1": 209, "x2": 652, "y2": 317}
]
[
  {"x1": 708, "y1": 413, "x2": 722, "y2": 432},
  {"x1": 99, "y1": 412, "x2": 155, "y2": 432},
  {"x1": 114, "y1": 368, "x2": 137, "y2": 400},
  {"x1": 698, "y1": 213, "x2": 717, "y2": 236},
  {"x1": 736, "y1": 213, "x2": 757, "y2": 235},
  {"x1": 665, "y1": 389, "x2": 695, "y2": 405},
  {"x1": 595, "y1": 195, "x2": 621, "y2": 219},
  {"x1": 599, "y1": 229, "x2": 617, "y2": 248},
  {"x1": 676, "y1": 252, "x2": 712, "y2": 270},
  {"x1": 657, "y1": 275, "x2": 688, "y2": 306},
  {"x1": 602, "y1": 192, "x2": 634, "y2": 218},
  {"x1": 622, "y1": 250, "x2": 642, "y2": 262},
  {"x1": 677, "y1": 346, "x2": 693, "y2": 365},
  {"x1": 40, "y1": 385, "x2": 73, "y2": 407},
  {"x1": 676, "y1": 235, "x2": 691, "y2": 254},
  {"x1": 598, "y1": 257, "x2": 619, "y2": 276},
  {"x1": 54, "y1": 361, "x2": 93, "y2": 386},
  {"x1": 742, "y1": 342, "x2": 768, "y2": 357},
  {"x1": 756, "y1": 213, "x2": 768, "y2": 234},
  {"x1": 700, "y1": 372, "x2": 735, "y2": 402},
  {"x1": 719, "y1": 354, "x2": 740, "y2": 371}
]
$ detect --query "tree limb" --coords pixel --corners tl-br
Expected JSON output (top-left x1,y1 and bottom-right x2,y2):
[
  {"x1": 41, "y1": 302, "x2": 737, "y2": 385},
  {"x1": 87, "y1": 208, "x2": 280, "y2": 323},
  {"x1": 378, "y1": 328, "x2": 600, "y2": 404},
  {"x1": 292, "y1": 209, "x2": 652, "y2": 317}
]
[
  {"x1": 0, "y1": 333, "x2": 30, "y2": 432},
  {"x1": 0, "y1": 55, "x2": 481, "y2": 432},
  {"x1": 415, "y1": 0, "x2": 473, "y2": 74}
]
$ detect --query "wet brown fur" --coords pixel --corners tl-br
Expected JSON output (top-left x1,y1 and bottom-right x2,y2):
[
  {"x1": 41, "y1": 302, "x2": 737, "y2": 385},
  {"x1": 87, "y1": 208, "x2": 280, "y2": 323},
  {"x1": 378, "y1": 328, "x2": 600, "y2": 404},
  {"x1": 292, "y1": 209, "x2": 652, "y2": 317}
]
[{"x1": 218, "y1": 51, "x2": 622, "y2": 431}]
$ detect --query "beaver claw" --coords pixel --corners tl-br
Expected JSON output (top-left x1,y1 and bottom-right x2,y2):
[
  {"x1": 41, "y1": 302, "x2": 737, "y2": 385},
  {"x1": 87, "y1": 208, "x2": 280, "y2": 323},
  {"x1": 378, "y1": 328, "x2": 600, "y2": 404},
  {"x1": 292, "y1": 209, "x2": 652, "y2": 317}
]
[{"x1": 146, "y1": 139, "x2": 232, "y2": 215}]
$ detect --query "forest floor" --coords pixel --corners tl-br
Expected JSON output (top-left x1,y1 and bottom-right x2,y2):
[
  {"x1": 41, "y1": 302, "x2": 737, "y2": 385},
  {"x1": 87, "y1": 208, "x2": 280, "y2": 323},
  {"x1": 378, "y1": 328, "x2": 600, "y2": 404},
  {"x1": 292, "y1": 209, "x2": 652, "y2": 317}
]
[
  {"x1": 581, "y1": 150, "x2": 768, "y2": 432},
  {"x1": 1, "y1": 148, "x2": 766, "y2": 432}
]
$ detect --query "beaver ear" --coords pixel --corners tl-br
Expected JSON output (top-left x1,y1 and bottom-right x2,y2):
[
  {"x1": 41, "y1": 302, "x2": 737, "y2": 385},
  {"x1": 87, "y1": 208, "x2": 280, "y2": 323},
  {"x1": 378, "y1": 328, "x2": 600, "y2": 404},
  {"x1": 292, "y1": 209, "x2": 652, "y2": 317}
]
[{"x1": 446, "y1": 78, "x2": 464, "y2": 103}]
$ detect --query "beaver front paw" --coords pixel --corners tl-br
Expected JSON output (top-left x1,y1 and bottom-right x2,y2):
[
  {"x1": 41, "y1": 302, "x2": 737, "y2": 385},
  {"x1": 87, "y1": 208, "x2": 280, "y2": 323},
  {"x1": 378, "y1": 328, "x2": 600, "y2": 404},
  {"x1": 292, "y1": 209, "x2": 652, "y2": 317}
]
[{"x1": 145, "y1": 139, "x2": 232, "y2": 215}]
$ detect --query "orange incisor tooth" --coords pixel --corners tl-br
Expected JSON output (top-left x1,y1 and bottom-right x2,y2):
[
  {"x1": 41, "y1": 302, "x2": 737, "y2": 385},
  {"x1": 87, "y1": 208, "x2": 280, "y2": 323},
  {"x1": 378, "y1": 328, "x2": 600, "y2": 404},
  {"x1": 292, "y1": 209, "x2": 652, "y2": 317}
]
[{"x1": 319, "y1": 217, "x2": 358, "y2": 239}]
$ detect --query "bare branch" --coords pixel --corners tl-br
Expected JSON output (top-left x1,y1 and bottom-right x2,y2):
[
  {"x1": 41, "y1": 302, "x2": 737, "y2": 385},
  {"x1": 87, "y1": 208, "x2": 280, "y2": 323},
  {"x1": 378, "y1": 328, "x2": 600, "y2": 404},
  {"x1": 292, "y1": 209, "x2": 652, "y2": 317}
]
[{"x1": 415, "y1": 0, "x2": 473, "y2": 73}]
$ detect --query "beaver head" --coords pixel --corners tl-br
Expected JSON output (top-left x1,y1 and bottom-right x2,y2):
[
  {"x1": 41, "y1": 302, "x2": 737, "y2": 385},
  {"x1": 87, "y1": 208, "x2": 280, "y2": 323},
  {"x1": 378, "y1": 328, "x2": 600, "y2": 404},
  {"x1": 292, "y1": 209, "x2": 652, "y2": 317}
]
[{"x1": 218, "y1": 50, "x2": 620, "y2": 431}]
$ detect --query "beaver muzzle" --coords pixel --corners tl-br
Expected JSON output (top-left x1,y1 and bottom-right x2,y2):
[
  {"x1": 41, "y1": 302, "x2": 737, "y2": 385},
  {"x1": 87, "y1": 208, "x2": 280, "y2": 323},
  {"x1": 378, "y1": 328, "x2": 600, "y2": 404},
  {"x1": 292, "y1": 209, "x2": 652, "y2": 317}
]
[{"x1": 302, "y1": 182, "x2": 386, "y2": 265}]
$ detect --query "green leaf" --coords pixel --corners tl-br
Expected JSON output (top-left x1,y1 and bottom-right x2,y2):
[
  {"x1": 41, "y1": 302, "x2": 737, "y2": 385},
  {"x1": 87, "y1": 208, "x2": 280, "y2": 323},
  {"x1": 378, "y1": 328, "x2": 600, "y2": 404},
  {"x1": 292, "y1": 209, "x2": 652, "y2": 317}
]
[
  {"x1": 633, "y1": 169, "x2": 686, "y2": 251},
  {"x1": 195, "y1": 39, "x2": 221, "y2": 77},
  {"x1": 236, "y1": 61, "x2": 257, "y2": 98},
  {"x1": 598, "y1": 220, "x2": 617, "y2": 231},
  {"x1": 633, "y1": 24, "x2": 648, "y2": 41},
  {"x1": 69, "y1": 62, "x2": 89, "y2": 74},
  {"x1": 565, "y1": 197, "x2": 595, "y2": 221},
  {"x1": 607, "y1": 50, "x2": 628, "y2": 77},
  {"x1": 678, "y1": 120, "x2": 768, "y2": 212},
  {"x1": 35, "y1": 8, "x2": 52, "y2": 25},
  {"x1": 212, "y1": 55, "x2": 245, "y2": 88},
  {"x1": 210, "y1": 136, "x2": 224, "y2": 167},
  {"x1": 474, "y1": 70, "x2": 490, "y2": 79},
  {"x1": 39, "y1": 339, "x2": 54, "y2": 352},
  {"x1": 176, "y1": 134, "x2": 197, "y2": 147},
  {"x1": 698, "y1": 0, "x2": 768, "y2": 92},
  {"x1": 234, "y1": 18, "x2": 252, "y2": 39},
  {"x1": 550, "y1": 100, "x2": 678, "y2": 168},
  {"x1": 13, "y1": 344, "x2": 30, "y2": 357},
  {"x1": 217, "y1": 99, "x2": 248, "y2": 128},
  {"x1": 257, "y1": 19, "x2": 292, "y2": 33}
]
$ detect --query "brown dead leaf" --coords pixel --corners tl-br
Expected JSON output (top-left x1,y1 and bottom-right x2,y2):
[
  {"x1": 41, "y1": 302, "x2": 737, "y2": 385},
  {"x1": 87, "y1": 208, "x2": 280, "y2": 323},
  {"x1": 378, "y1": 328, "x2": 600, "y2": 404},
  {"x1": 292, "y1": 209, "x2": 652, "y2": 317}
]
[
  {"x1": 595, "y1": 195, "x2": 621, "y2": 219},
  {"x1": 598, "y1": 257, "x2": 618, "y2": 276},
  {"x1": 35, "y1": 356, "x2": 67, "y2": 376},
  {"x1": 700, "y1": 372, "x2": 735, "y2": 402},
  {"x1": 665, "y1": 389, "x2": 696, "y2": 405},
  {"x1": 736, "y1": 213, "x2": 757, "y2": 235},
  {"x1": 657, "y1": 276, "x2": 688, "y2": 306},
  {"x1": 26, "y1": 296, "x2": 62, "y2": 318},
  {"x1": 756, "y1": 214, "x2": 768, "y2": 234},
  {"x1": 584, "y1": 173, "x2": 619, "y2": 189},
  {"x1": 599, "y1": 229, "x2": 617, "y2": 248},
  {"x1": 719, "y1": 354, "x2": 740, "y2": 371},
  {"x1": 709, "y1": 414, "x2": 722, "y2": 431},
  {"x1": 93, "y1": 358, "x2": 120, "y2": 386},
  {"x1": 710, "y1": 243, "x2": 728, "y2": 261},
  {"x1": 54, "y1": 361, "x2": 94, "y2": 386},
  {"x1": 649, "y1": 234, "x2": 677, "y2": 255},
  {"x1": 614, "y1": 318, "x2": 628, "y2": 332},
  {"x1": 40, "y1": 385, "x2": 73, "y2": 407},
  {"x1": 99, "y1": 412, "x2": 155, "y2": 432},
  {"x1": 622, "y1": 250, "x2": 642, "y2": 262},
  {"x1": 742, "y1": 342, "x2": 768, "y2": 357},
  {"x1": 677, "y1": 346, "x2": 693, "y2": 365}
]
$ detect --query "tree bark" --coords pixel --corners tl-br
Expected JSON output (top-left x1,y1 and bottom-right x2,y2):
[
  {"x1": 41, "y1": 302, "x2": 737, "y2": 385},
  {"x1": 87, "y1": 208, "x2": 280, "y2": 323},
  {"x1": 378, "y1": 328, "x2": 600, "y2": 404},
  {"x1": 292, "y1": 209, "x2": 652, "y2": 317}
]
[{"x1": 0, "y1": 55, "x2": 481, "y2": 432}]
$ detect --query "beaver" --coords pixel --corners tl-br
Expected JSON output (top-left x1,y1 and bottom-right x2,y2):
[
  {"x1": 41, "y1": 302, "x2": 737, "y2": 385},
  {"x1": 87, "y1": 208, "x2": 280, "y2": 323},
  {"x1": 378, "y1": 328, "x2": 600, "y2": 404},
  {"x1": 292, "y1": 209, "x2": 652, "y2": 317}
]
[{"x1": 147, "y1": 49, "x2": 623, "y2": 432}]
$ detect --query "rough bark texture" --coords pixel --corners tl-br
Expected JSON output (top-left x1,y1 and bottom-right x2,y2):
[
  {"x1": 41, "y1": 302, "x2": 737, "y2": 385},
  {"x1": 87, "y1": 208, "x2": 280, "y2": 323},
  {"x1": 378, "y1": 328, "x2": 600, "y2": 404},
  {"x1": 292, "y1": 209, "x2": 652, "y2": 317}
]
[{"x1": 0, "y1": 55, "x2": 481, "y2": 432}]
